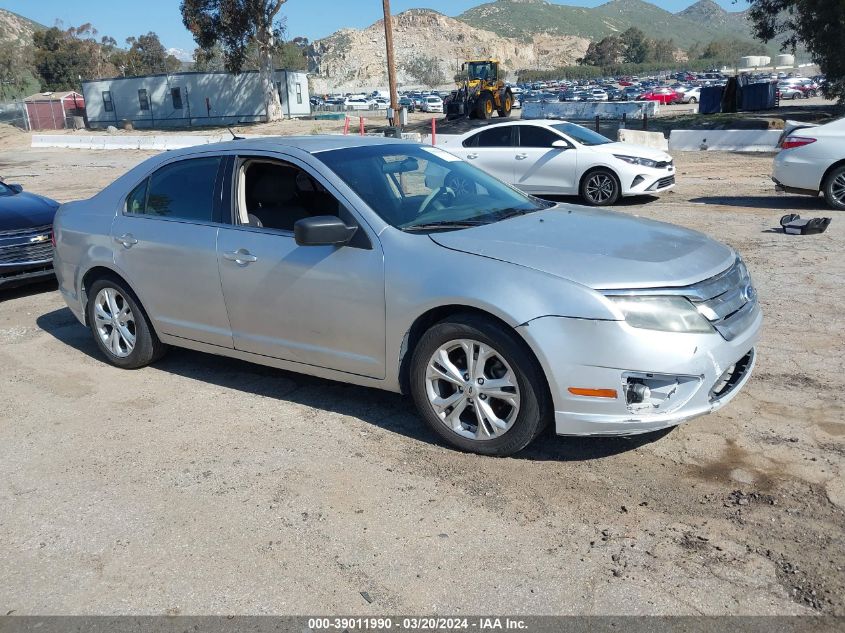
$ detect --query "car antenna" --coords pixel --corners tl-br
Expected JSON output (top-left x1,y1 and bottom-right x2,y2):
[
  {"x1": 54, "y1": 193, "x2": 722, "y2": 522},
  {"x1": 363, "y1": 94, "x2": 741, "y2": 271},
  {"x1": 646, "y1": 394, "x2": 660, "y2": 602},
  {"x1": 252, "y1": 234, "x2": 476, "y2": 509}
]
[{"x1": 227, "y1": 126, "x2": 245, "y2": 140}]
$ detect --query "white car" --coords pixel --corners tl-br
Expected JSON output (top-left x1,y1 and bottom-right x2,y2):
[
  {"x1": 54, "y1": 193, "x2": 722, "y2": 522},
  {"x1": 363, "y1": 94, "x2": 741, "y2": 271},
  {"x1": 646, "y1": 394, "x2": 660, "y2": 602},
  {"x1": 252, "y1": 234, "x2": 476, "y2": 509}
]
[
  {"x1": 442, "y1": 119, "x2": 675, "y2": 205},
  {"x1": 772, "y1": 117, "x2": 845, "y2": 210},
  {"x1": 422, "y1": 96, "x2": 444, "y2": 113},
  {"x1": 681, "y1": 86, "x2": 701, "y2": 104},
  {"x1": 344, "y1": 98, "x2": 375, "y2": 110},
  {"x1": 588, "y1": 88, "x2": 609, "y2": 102}
]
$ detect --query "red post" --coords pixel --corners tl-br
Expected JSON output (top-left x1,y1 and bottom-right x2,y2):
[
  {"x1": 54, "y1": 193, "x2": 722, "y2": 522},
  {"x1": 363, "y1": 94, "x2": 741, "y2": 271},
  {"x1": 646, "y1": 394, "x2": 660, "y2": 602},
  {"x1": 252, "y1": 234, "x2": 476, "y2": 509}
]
[
  {"x1": 343, "y1": 116, "x2": 350, "y2": 135},
  {"x1": 359, "y1": 116, "x2": 365, "y2": 136},
  {"x1": 431, "y1": 118, "x2": 436, "y2": 146}
]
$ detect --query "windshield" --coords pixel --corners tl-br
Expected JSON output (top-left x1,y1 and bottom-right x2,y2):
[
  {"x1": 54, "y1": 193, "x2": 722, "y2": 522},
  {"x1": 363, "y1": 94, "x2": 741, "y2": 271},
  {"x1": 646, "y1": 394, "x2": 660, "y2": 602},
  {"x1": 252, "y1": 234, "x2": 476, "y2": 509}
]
[
  {"x1": 316, "y1": 144, "x2": 549, "y2": 231},
  {"x1": 466, "y1": 61, "x2": 495, "y2": 82},
  {"x1": 551, "y1": 122, "x2": 612, "y2": 146}
]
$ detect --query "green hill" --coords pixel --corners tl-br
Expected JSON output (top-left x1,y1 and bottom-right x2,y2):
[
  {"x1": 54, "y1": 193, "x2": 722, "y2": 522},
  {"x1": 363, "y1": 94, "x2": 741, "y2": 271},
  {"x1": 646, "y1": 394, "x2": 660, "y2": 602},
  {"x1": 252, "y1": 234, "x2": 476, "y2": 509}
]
[{"x1": 457, "y1": 0, "x2": 766, "y2": 51}]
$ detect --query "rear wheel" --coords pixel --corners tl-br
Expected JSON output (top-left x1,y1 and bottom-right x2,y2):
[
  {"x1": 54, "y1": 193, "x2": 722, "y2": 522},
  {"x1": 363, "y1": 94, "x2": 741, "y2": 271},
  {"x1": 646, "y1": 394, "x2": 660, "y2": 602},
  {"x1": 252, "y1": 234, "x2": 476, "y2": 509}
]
[
  {"x1": 689, "y1": 97, "x2": 698, "y2": 104},
  {"x1": 477, "y1": 93, "x2": 494, "y2": 120},
  {"x1": 410, "y1": 314, "x2": 549, "y2": 456},
  {"x1": 86, "y1": 277, "x2": 167, "y2": 369},
  {"x1": 497, "y1": 92, "x2": 513, "y2": 118},
  {"x1": 580, "y1": 169, "x2": 621, "y2": 206},
  {"x1": 792, "y1": 93, "x2": 800, "y2": 100},
  {"x1": 822, "y1": 165, "x2": 845, "y2": 210}
]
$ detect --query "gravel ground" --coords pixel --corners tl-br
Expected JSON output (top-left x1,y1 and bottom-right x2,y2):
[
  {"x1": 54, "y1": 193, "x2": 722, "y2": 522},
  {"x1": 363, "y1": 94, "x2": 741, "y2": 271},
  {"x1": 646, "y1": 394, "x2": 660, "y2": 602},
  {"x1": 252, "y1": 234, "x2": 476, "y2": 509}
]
[{"x1": 0, "y1": 141, "x2": 843, "y2": 616}]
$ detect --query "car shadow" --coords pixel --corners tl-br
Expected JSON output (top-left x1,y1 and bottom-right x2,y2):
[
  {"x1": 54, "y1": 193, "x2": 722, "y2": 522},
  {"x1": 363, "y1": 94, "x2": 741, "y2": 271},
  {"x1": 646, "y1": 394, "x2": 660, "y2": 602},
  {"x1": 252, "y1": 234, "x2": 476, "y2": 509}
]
[
  {"x1": 36, "y1": 306, "x2": 670, "y2": 462},
  {"x1": 0, "y1": 278, "x2": 57, "y2": 302},
  {"x1": 540, "y1": 194, "x2": 661, "y2": 207},
  {"x1": 689, "y1": 195, "x2": 831, "y2": 211}
]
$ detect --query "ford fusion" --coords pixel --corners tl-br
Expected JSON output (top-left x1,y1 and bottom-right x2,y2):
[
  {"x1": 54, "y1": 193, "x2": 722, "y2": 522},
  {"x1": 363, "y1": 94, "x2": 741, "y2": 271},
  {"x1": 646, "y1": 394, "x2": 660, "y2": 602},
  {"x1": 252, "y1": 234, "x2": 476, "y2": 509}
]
[{"x1": 53, "y1": 137, "x2": 761, "y2": 456}]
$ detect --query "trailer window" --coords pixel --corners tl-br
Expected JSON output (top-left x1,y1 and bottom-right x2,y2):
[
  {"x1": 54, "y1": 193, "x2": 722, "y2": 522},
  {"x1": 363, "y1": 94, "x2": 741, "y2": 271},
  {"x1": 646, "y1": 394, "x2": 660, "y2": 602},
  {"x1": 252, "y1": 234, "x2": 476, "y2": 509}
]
[
  {"x1": 102, "y1": 91, "x2": 114, "y2": 112},
  {"x1": 138, "y1": 89, "x2": 149, "y2": 111},
  {"x1": 171, "y1": 87, "x2": 183, "y2": 110}
]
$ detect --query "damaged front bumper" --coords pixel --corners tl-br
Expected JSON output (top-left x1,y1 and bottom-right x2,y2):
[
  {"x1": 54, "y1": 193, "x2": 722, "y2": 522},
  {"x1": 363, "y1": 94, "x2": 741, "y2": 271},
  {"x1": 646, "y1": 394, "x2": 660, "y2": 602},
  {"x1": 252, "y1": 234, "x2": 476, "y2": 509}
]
[{"x1": 516, "y1": 305, "x2": 762, "y2": 436}]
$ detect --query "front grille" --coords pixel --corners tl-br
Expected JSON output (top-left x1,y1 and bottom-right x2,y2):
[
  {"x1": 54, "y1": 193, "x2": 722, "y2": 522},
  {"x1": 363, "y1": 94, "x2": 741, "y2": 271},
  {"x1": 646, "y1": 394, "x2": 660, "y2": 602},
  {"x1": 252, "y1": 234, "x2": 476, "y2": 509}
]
[
  {"x1": 687, "y1": 259, "x2": 758, "y2": 341},
  {"x1": 710, "y1": 349, "x2": 755, "y2": 401},
  {"x1": 0, "y1": 225, "x2": 53, "y2": 265},
  {"x1": 649, "y1": 175, "x2": 675, "y2": 190}
]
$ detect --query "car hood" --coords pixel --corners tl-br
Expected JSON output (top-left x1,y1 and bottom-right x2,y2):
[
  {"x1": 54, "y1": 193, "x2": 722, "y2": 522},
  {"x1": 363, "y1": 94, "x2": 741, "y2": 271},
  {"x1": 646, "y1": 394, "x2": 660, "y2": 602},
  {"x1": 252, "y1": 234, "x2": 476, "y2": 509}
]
[
  {"x1": 429, "y1": 206, "x2": 734, "y2": 290},
  {"x1": 588, "y1": 141, "x2": 672, "y2": 162},
  {"x1": 0, "y1": 192, "x2": 59, "y2": 230}
]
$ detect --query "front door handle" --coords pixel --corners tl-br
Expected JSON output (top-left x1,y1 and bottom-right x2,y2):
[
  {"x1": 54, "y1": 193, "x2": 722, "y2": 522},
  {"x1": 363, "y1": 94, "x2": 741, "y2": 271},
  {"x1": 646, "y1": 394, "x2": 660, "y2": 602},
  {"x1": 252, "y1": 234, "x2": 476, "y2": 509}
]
[
  {"x1": 466, "y1": 153, "x2": 478, "y2": 160},
  {"x1": 115, "y1": 233, "x2": 138, "y2": 248},
  {"x1": 223, "y1": 249, "x2": 258, "y2": 265},
  {"x1": 516, "y1": 153, "x2": 528, "y2": 160}
]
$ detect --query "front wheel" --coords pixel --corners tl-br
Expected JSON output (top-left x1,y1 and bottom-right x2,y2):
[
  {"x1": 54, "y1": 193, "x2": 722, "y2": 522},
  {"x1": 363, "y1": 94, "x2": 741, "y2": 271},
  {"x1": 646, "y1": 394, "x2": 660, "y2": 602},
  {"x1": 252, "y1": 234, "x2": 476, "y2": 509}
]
[
  {"x1": 822, "y1": 165, "x2": 845, "y2": 210},
  {"x1": 410, "y1": 314, "x2": 549, "y2": 456},
  {"x1": 580, "y1": 169, "x2": 620, "y2": 206},
  {"x1": 689, "y1": 97, "x2": 698, "y2": 104},
  {"x1": 86, "y1": 277, "x2": 167, "y2": 369},
  {"x1": 476, "y1": 93, "x2": 494, "y2": 120}
]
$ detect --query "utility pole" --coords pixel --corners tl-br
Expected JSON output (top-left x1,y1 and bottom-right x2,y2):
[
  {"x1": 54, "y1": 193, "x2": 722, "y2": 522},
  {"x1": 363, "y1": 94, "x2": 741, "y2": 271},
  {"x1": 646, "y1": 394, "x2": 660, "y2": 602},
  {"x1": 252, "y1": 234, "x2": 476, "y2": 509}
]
[{"x1": 382, "y1": 0, "x2": 400, "y2": 128}]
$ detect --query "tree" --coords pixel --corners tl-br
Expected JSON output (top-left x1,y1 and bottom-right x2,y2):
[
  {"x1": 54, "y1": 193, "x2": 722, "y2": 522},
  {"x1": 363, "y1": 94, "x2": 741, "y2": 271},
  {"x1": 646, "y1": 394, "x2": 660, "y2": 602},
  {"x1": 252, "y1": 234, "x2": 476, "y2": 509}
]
[
  {"x1": 0, "y1": 41, "x2": 36, "y2": 99},
  {"x1": 620, "y1": 28, "x2": 649, "y2": 64},
  {"x1": 124, "y1": 32, "x2": 182, "y2": 76},
  {"x1": 747, "y1": 0, "x2": 845, "y2": 101},
  {"x1": 181, "y1": 0, "x2": 288, "y2": 121},
  {"x1": 402, "y1": 56, "x2": 447, "y2": 89},
  {"x1": 699, "y1": 38, "x2": 767, "y2": 62},
  {"x1": 579, "y1": 36, "x2": 623, "y2": 67},
  {"x1": 649, "y1": 38, "x2": 677, "y2": 65},
  {"x1": 32, "y1": 24, "x2": 110, "y2": 91}
]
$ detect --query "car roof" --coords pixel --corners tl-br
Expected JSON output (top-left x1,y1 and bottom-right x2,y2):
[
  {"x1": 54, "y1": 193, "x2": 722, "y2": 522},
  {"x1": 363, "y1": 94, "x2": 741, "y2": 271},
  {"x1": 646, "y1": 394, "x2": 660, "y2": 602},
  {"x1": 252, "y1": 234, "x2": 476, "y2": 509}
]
[{"x1": 159, "y1": 135, "x2": 413, "y2": 160}]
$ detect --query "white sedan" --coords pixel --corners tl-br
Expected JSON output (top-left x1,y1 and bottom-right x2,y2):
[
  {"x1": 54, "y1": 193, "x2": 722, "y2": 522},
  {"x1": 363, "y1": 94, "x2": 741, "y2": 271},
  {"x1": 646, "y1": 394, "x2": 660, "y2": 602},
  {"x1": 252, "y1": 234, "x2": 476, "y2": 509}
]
[
  {"x1": 422, "y1": 96, "x2": 444, "y2": 113},
  {"x1": 442, "y1": 119, "x2": 675, "y2": 205},
  {"x1": 772, "y1": 116, "x2": 845, "y2": 210}
]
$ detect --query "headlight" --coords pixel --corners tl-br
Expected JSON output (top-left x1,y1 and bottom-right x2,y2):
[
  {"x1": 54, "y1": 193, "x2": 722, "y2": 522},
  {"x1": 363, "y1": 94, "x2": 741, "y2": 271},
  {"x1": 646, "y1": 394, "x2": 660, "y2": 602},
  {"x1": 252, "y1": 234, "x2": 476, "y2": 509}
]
[
  {"x1": 614, "y1": 155, "x2": 658, "y2": 168},
  {"x1": 607, "y1": 295, "x2": 714, "y2": 334}
]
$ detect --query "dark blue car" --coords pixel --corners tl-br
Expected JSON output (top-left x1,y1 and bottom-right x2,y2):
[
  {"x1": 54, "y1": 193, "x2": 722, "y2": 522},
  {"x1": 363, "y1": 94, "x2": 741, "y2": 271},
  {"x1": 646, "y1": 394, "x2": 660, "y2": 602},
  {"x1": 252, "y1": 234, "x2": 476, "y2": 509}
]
[{"x1": 0, "y1": 180, "x2": 60, "y2": 289}]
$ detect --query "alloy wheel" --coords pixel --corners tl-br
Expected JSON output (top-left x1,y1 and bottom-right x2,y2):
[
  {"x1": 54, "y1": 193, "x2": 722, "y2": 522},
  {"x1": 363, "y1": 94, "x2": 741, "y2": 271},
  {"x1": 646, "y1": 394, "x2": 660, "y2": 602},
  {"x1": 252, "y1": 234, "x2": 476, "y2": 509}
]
[
  {"x1": 585, "y1": 173, "x2": 616, "y2": 204},
  {"x1": 93, "y1": 287, "x2": 136, "y2": 358},
  {"x1": 424, "y1": 339, "x2": 520, "y2": 441},
  {"x1": 832, "y1": 173, "x2": 845, "y2": 206}
]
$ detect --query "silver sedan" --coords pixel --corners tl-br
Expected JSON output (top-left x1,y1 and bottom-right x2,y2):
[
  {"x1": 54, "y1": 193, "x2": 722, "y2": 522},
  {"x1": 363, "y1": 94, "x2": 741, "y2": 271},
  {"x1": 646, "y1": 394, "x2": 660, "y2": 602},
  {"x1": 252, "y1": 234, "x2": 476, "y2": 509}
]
[{"x1": 53, "y1": 137, "x2": 761, "y2": 456}]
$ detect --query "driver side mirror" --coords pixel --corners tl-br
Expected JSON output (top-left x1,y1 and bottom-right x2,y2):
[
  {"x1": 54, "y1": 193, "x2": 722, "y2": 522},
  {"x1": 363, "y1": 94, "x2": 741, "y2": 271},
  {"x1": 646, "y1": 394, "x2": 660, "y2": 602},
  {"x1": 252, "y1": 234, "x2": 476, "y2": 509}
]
[
  {"x1": 551, "y1": 140, "x2": 570, "y2": 150},
  {"x1": 8, "y1": 183, "x2": 23, "y2": 193},
  {"x1": 294, "y1": 215, "x2": 357, "y2": 247}
]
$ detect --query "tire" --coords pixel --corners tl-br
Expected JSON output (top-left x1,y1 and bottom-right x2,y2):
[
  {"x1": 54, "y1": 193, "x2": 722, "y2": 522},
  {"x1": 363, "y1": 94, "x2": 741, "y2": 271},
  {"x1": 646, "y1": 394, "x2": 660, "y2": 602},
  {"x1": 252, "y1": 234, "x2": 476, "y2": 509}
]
[
  {"x1": 497, "y1": 92, "x2": 513, "y2": 118},
  {"x1": 476, "y1": 93, "x2": 494, "y2": 120},
  {"x1": 689, "y1": 97, "x2": 698, "y2": 104},
  {"x1": 808, "y1": 90, "x2": 817, "y2": 98},
  {"x1": 792, "y1": 93, "x2": 799, "y2": 100},
  {"x1": 409, "y1": 314, "x2": 550, "y2": 456},
  {"x1": 822, "y1": 164, "x2": 845, "y2": 211},
  {"x1": 580, "y1": 169, "x2": 621, "y2": 206},
  {"x1": 86, "y1": 277, "x2": 167, "y2": 369}
]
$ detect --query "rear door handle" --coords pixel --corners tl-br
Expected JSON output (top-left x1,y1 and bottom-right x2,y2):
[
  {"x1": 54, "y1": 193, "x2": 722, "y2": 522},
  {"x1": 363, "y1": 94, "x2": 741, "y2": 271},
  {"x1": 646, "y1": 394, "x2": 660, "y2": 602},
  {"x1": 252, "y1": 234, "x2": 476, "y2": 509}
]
[
  {"x1": 114, "y1": 233, "x2": 138, "y2": 248},
  {"x1": 466, "y1": 153, "x2": 478, "y2": 159},
  {"x1": 223, "y1": 249, "x2": 258, "y2": 265},
  {"x1": 516, "y1": 153, "x2": 528, "y2": 160}
]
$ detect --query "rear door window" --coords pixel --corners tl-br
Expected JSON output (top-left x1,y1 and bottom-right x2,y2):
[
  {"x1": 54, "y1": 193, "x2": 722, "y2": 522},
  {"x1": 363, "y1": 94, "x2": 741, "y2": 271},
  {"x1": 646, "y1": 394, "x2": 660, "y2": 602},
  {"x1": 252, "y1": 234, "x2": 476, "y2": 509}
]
[
  {"x1": 464, "y1": 126, "x2": 514, "y2": 148},
  {"x1": 128, "y1": 157, "x2": 222, "y2": 223}
]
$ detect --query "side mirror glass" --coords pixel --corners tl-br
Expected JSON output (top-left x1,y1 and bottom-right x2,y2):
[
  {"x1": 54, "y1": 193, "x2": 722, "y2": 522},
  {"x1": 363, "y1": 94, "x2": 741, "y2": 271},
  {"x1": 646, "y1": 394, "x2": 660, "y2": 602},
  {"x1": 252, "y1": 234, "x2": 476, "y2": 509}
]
[
  {"x1": 294, "y1": 215, "x2": 357, "y2": 247},
  {"x1": 9, "y1": 183, "x2": 23, "y2": 193},
  {"x1": 551, "y1": 140, "x2": 570, "y2": 149}
]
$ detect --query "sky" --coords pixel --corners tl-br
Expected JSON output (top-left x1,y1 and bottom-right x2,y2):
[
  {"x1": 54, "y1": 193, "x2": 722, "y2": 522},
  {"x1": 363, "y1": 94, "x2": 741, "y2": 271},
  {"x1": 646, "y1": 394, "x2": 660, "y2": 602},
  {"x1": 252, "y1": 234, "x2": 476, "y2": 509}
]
[{"x1": 2, "y1": 0, "x2": 752, "y2": 58}]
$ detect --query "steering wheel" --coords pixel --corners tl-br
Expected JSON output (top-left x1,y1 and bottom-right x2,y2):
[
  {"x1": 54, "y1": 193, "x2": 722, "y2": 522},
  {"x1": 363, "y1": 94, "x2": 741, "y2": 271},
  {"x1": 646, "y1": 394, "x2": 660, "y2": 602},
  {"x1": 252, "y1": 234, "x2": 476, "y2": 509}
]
[{"x1": 417, "y1": 186, "x2": 456, "y2": 217}]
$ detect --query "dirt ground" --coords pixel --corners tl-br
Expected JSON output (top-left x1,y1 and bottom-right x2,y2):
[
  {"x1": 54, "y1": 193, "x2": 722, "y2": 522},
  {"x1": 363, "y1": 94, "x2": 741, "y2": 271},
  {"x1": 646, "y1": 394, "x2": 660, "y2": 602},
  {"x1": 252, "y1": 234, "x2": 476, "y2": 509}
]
[{"x1": 0, "y1": 138, "x2": 843, "y2": 616}]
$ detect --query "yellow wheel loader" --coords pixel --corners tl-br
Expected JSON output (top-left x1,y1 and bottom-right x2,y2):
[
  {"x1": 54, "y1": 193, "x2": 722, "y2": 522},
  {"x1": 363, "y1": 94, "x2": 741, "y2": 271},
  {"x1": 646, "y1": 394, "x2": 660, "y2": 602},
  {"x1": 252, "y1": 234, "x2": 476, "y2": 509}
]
[{"x1": 445, "y1": 59, "x2": 514, "y2": 120}]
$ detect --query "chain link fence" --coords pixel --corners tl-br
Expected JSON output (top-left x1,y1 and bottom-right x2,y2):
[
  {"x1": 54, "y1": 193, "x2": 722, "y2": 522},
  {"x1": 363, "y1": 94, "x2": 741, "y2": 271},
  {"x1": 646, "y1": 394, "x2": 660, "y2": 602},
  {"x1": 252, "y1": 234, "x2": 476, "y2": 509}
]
[{"x1": 0, "y1": 100, "x2": 31, "y2": 131}]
